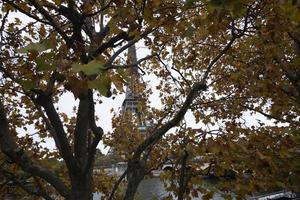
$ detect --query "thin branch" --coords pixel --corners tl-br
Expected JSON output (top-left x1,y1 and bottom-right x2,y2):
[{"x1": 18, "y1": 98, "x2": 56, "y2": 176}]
[
  {"x1": 83, "y1": 0, "x2": 113, "y2": 17},
  {"x1": 133, "y1": 82, "x2": 207, "y2": 159},
  {"x1": 92, "y1": 31, "x2": 131, "y2": 58},
  {"x1": 103, "y1": 28, "x2": 155, "y2": 66},
  {"x1": 105, "y1": 40, "x2": 138, "y2": 66},
  {"x1": 108, "y1": 168, "x2": 128, "y2": 200},
  {"x1": 202, "y1": 36, "x2": 237, "y2": 82},
  {"x1": 27, "y1": 0, "x2": 71, "y2": 45},
  {"x1": 202, "y1": 9, "x2": 250, "y2": 82},
  {"x1": 107, "y1": 54, "x2": 154, "y2": 74},
  {"x1": 240, "y1": 104, "x2": 300, "y2": 126},
  {"x1": 0, "y1": 10, "x2": 9, "y2": 43},
  {"x1": 171, "y1": 65, "x2": 191, "y2": 89},
  {"x1": 157, "y1": 54, "x2": 185, "y2": 91},
  {"x1": 2, "y1": 0, "x2": 50, "y2": 25}
]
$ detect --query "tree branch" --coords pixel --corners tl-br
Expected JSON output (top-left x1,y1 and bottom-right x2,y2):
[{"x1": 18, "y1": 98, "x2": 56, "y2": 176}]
[
  {"x1": 0, "y1": 101, "x2": 70, "y2": 198},
  {"x1": 202, "y1": 36, "x2": 237, "y2": 82},
  {"x1": 108, "y1": 168, "x2": 128, "y2": 200},
  {"x1": 27, "y1": 0, "x2": 71, "y2": 45},
  {"x1": 82, "y1": 0, "x2": 113, "y2": 17},
  {"x1": 240, "y1": 104, "x2": 300, "y2": 126},
  {"x1": 92, "y1": 31, "x2": 131, "y2": 57},
  {"x1": 104, "y1": 40, "x2": 138, "y2": 67},
  {"x1": 133, "y1": 82, "x2": 207, "y2": 159},
  {"x1": 178, "y1": 150, "x2": 190, "y2": 200},
  {"x1": 106, "y1": 54, "x2": 154, "y2": 73},
  {"x1": 74, "y1": 95, "x2": 89, "y2": 170},
  {"x1": 2, "y1": 0, "x2": 50, "y2": 25},
  {"x1": 34, "y1": 92, "x2": 76, "y2": 172},
  {"x1": 86, "y1": 90, "x2": 104, "y2": 172},
  {"x1": 0, "y1": 168, "x2": 54, "y2": 200}
]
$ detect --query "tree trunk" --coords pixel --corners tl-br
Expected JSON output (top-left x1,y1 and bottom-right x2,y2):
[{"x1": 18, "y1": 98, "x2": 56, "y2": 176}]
[
  {"x1": 68, "y1": 170, "x2": 93, "y2": 200},
  {"x1": 178, "y1": 151, "x2": 189, "y2": 200},
  {"x1": 124, "y1": 159, "x2": 145, "y2": 200}
]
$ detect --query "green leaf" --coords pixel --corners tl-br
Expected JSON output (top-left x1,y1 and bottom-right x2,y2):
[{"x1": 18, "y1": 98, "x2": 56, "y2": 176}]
[
  {"x1": 71, "y1": 60, "x2": 105, "y2": 75},
  {"x1": 19, "y1": 80, "x2": 35, "y2": 91},
  {"x1": 116, "y1": 69, "x2": 129, "y2": 82},
  {"x1": 88, "y1": 74, "x2": 111, "y2": 96},
  {"x1": 35, "y1": 58, "x2": 54, "y2": 72},
  {"x1": 17, "y1": 42, "x2": 51, "y2": 53}
]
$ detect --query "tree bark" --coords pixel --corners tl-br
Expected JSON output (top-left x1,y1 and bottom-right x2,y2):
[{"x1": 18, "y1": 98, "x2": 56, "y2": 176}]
[
  {"x1": 69, "y1": 169, "x2": 93, "y2": 200},
  {"x1": 124, "y1": 159, "x2": 145, "y2": 200},
  {"x1": 178, "y1": 151, "x2": 189, "y2": 200}
]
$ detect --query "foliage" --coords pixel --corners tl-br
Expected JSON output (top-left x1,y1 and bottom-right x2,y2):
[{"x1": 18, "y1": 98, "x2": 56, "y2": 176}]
[{"x1": 0, "y1": 0, "x2": 299, "y2": 200}]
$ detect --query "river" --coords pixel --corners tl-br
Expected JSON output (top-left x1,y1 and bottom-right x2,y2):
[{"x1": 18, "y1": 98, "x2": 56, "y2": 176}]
[{"x1": 93, "y1": 177, "x2": 224, "y2": 200}]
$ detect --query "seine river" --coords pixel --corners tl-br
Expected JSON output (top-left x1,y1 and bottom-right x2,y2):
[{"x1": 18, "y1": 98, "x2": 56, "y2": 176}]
[{"x1": 93, "y1": 177, "x2": 224, "y2": 200}]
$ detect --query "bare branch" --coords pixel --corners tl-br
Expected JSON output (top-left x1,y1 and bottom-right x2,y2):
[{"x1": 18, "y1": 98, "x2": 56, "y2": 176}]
[
  {"x1": 157, "y1": 54, "x2": 186, "y2": 90},
  {"x1": 240, "y1": 104, "x2": 300, "y2": 126},
  {"x1": 92, "y1": 31, "x2": 131, "y2": 58},
  {"x1": 102, "y1": 28, "x2": 155, "y2": 66}
]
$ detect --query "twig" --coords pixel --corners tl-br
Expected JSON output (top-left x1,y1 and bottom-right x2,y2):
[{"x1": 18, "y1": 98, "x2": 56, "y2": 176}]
[
  {"x1": 108, "y1": 168, "x2": 128, "y2": 200},
  {"x1": 83, "y1": 0, "x2": 113, "y2": 17},
  {"x1": 156, "y1": 54, "x2": 185, "y2": 91},
  {"x1": 107, "y1": 54, "x2": 155, "y2": 74}
]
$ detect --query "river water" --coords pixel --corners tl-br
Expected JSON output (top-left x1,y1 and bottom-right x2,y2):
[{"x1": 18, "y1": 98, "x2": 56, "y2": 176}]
[{"x1": 93, "y1": 177, "x2": 224, "y2": 200}]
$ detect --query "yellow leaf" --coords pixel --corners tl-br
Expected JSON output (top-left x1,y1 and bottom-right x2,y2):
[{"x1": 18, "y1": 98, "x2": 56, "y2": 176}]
[{"x1": 111, "y1": 74, "x2": 125, "y2": 92}]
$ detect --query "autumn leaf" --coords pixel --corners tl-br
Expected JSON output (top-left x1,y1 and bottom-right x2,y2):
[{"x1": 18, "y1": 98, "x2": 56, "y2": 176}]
[
  {"x1": 71, "y1": 60, "x2": 105, "y2": 75},
  {"x1": 67, "y1": 76, "x2": 88, "y2": 98},
  {"x1": 88, "y1": 74, "x2": 111, "y2": 96},
  {"x1": 111, "y1": 74, "x2": 125, "y2": 92}
]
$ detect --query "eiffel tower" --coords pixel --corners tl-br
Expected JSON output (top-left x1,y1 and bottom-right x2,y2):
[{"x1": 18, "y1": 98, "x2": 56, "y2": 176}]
[
  {"x1": 107, "y1": 44, "x2": 148, "y2": 156},
  {"x1": 121, "y1": 44, "x2": 148, "y2": 133}
]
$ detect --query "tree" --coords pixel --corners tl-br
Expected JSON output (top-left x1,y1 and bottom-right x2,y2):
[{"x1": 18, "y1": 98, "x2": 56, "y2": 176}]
[{"x1": 0, "y1": 0, "x2": 299, "y2": 200}]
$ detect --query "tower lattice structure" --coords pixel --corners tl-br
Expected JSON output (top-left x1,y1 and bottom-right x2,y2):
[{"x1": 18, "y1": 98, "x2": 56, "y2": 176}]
[
  {"x1": 107, "y1": 44, "x2": 148, "y2": 156},
  {"x1": 121, "y1": 44, "x2": 148, "y2": 133}
]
